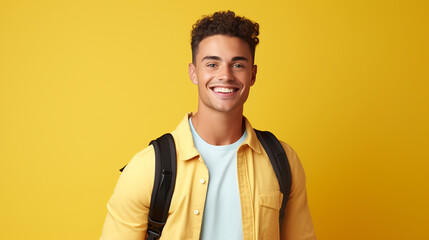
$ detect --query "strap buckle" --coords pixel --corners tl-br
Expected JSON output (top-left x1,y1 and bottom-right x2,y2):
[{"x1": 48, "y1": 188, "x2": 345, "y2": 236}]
[
  {"x1": 147, "y1": 217, "x2": 165, "y2": 240},
  {"x1": 146, "y1": 229, "x2": 160, "y2": 240}
]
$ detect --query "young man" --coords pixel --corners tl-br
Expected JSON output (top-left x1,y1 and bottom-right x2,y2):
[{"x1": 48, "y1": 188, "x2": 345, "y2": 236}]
[{"x1": 101, "y1": 11, "x2": 316, "y2": 240}]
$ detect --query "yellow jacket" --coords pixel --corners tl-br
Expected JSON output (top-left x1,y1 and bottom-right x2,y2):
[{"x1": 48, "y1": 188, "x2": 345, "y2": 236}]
[{"x1": 101, "y1": 113, "x2": 316, "y2": 240}]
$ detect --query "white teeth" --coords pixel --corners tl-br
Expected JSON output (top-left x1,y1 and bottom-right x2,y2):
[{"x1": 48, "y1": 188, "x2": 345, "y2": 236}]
[{"x1": 213, "y1": 87, "x2": 235, "y2": 93}]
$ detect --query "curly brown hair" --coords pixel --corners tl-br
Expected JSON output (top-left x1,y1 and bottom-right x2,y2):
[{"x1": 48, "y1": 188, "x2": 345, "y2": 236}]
[{"x1": 191, "y1": 11, "x2": 260, "y2": 63}]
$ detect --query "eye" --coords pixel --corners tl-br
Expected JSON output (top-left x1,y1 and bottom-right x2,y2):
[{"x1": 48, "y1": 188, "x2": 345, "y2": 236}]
[
  {"x1": 232, "y1": 63, "x2": 245, "y2": 68},
  {"x1": 207, "y1": 63, "x2": 217, "y2": 68}
]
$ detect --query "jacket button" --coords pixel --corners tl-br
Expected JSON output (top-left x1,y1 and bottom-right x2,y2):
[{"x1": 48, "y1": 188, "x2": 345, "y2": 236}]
[
  {"x1": 193, "y1": 209, "x2": 199, "y2": 215},
  {"x1": 200, "y1": 179, "x2": 206, "y2": 184}
]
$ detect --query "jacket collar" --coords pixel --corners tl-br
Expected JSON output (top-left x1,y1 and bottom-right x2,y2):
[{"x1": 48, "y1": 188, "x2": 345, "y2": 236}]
[{"x1": 171, "y1": 113, "x2": 262, "y2": 161}]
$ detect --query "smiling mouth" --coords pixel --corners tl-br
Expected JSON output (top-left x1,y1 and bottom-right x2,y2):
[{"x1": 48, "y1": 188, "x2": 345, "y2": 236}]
[{"x1": 211, "y1": 87, "x2": 239, "y2": 93}]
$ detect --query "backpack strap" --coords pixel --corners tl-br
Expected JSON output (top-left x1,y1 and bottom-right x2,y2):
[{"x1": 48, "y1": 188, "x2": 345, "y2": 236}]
[
  {"x1": 146, "y1": 133, "x2": 177, "y2": 240},
  {"x1": 119, "y1": 134, "x2": 176, "y2": 240},
  {"x1": 254, "y1": 129, "x2": 292, "y2": 222},
  {"x1": 118, "y1": 130, "x2": 289, "y2": 236}
]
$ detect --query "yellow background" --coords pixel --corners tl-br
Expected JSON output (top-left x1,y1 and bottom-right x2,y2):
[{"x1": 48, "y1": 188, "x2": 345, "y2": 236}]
[{"x1": 1, "y1": 0, "x2": 428, "y2": 239}]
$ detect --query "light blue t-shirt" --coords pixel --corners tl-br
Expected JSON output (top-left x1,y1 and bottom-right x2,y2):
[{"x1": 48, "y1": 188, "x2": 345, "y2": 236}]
[{"x1": 189, "y1": 117, "x2": 246, "y2": 240}]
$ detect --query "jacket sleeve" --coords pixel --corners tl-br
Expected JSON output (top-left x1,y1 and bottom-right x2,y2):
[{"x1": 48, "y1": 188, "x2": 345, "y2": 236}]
[
  {"x1": 100, "y1": 146, "x2": 155, "y2": 240},
  {"x1": 280, "y1": 143, "x2": 317, "y2": 240}
]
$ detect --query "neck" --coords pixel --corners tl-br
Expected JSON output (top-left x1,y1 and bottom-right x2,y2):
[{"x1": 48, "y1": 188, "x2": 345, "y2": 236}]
[{"x1": 191, "y1": 108, "x2": 244, "y2": 146}]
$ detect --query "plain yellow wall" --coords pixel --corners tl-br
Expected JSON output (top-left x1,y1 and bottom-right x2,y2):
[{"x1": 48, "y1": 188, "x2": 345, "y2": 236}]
[{"x1": 1, "y1": 0, "x2": 428, "y2": 239}]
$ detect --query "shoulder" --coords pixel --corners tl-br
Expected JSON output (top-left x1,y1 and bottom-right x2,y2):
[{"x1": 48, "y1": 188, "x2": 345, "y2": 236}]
[
  {"x1": 279, "y1": 140, "x2": 305, "y2": 172},
  {"x1": 279, "y1": 141, "x2": 297, "y2": 160},
  {"x1": 125, "y1": 145, "x2": 156, "y2": 172},
  {"x1": 109, "y1": 145, "x2": 156, "y2": 208},
  {"x1": 277, "y1": 139, "x2": 300, "y2": 162},
  {"x1": 120, "y1": 144, "x2": 156, "y2": 180},
  {"x1": 279, "y1": 140, "x2": 307, "y2": 193},
  {"x1": 103, "y1": 145, "x2": 156, "y2": 237}
]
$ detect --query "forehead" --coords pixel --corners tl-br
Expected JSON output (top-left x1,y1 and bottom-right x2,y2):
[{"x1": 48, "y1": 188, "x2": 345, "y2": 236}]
[{"x1": 196, "y1": 35, "x2": 252, "y2": 61}]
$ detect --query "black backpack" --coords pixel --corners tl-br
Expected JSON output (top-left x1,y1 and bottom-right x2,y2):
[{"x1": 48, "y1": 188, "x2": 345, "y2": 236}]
[{"x1": 120, "y1": 129, "x2": 291, "y2": 240}]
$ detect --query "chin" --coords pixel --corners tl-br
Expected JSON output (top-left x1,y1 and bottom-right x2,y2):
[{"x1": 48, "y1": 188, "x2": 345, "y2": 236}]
[{"x1": 212, "y1": 104, "x2": 241, "y2": 113}]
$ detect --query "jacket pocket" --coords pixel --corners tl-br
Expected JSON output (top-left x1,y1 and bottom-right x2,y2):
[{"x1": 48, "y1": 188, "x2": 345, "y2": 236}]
[{"x1": 258, "y1": 191, "x2": 283, "y2": 240}]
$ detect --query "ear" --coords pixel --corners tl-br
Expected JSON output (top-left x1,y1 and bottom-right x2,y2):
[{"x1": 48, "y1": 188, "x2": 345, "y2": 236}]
[
  {"x1": 188, "y1": 63, "x2": 198, "y2": 85},
  {"x1": 251, "y1": 65, "x2": 257, "y2": 86}
]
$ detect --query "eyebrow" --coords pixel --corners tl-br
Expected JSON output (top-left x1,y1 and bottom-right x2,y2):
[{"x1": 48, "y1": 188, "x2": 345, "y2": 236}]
[
  {"x1": 201, "y1": 56, "x2": 249, "y2": 62},
  {"x1": 201, "y1": 56, "x2": 222, "y2": 61},
  {"x1": 232, "y1": 56, "x2": 249, "y2": 62}
]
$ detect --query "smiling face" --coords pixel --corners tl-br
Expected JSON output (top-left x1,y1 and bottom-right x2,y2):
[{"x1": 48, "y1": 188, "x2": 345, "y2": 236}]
[{"x1": 189, "y1": 35, "x2": 257, "y2": 115}]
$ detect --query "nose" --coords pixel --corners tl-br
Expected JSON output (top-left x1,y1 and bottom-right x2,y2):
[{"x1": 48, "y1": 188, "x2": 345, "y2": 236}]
[{"x1": 218, "y1": 65, "x2": 235, "y2": 81}]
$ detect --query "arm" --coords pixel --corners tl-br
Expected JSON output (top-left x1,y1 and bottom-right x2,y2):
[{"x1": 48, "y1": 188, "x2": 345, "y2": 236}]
[
  {"x1": 100, "y1": 147, "x2": 155, "y2": 240},
  {"x1": 280, "y1": 143, "x2": 317, "y2": 240}
]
